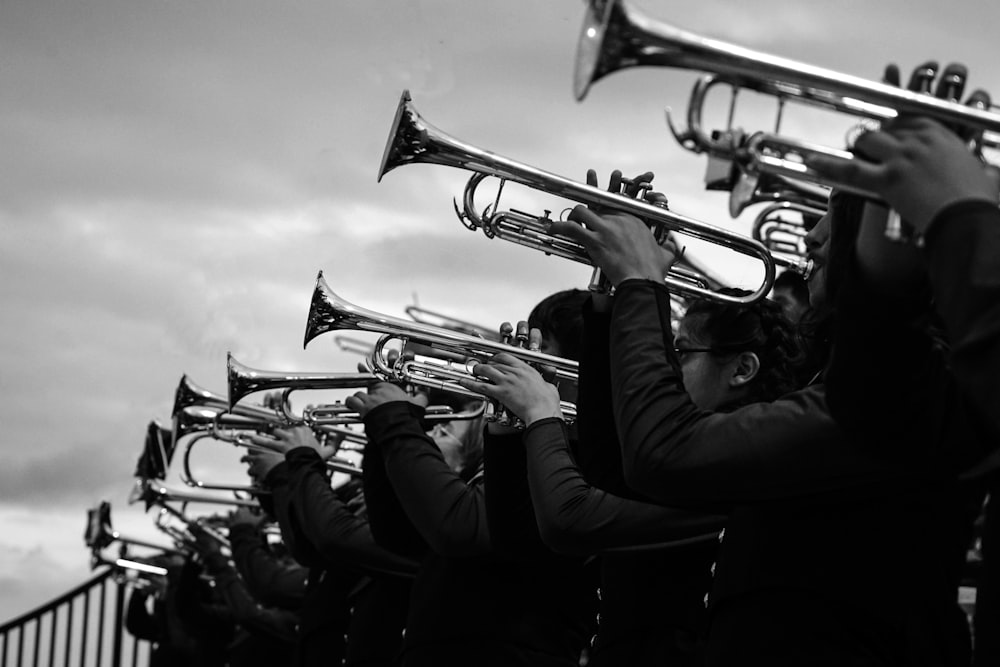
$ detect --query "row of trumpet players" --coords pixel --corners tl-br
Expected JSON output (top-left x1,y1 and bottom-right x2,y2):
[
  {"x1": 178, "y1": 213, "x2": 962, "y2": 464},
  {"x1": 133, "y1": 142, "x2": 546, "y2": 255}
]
[
  {"x1": 98, "y1": 0, "x2": 1000, "y2": 662},
  {"x1": 100, "y1": 229, "x2": 982, "y2": 667}
]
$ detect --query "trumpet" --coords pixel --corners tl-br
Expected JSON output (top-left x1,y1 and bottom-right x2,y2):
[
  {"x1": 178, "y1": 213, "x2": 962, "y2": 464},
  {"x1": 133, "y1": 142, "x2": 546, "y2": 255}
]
[
  {"x1": 173, "y1": 406, "x2": 365, "y2": 485},
  {"x1": 130, "y1": 477, "x2": 260, "y2": 511},
  {"x1": 405, "y1": 303, "x2": 499, "y2": 341},
  {"x1": 379, "y1": 90, "x2": 776, "y2": 305},
  {"x1": 727, "y1": 170, "x2": 829, "y2": 220},
  {"x1": 152, "y1": 502, "x2": 231, "y2": 552},
  {"x1": 304, "y1": 272, "x2": 578, "y2": 424},
  {"x1": 333, "y1": 335, "x2": 378, "y2": 357},
  {"x1": 91, "y1": 548, "x2": 170, "y2": 583},
  {"x1": 228, "y1": 354, "x2": 486, "y2": 425},
  {"x1": 227, "y1": 354, "x2": 376, "y2": 410},
  {"x1": 134, "y1": 420, "x2": 175, "y2": 481},
  {"x1": 575, "y1": 0, "x2": 1000, "y2": 196},
  {"x1": 752, "y1": 200, "x2": 824, "y2": 261},
  {"x1": 85, "y1": 502, "x2": 184, "y2": 555}
]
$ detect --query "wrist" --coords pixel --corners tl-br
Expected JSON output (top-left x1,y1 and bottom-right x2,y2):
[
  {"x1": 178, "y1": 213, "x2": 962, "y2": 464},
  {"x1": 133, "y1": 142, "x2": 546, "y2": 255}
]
[{"x1": 523, "y1": 405, "x2": 563, "y2": 426}]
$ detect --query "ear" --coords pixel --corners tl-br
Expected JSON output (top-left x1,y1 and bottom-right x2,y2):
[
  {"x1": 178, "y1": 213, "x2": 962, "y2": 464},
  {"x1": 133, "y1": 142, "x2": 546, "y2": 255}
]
[{"x1": 728, "y1": 351, "x2": 760, "y2": 388}]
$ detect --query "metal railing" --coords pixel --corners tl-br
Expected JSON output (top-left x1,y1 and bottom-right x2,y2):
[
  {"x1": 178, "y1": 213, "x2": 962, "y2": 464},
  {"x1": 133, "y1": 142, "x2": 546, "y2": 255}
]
[{"x1": 0, "y1": 569, "x2": 149, "y2": 667}]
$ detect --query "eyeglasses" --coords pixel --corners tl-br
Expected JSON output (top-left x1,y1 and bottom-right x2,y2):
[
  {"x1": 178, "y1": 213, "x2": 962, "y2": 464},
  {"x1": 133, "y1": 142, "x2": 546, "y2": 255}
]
[{"x1": 673, "y1": 347, "x2": 717, "y2": 357}]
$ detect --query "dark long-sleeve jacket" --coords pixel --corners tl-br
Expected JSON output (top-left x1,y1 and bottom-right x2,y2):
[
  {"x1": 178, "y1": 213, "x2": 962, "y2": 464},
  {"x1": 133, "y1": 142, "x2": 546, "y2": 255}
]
[
  {"x1": 362, "y1": 401, "x2": 596, "y2": 667},
  {"x1": 925, "y1": 200, "x2": 1000, "y2": 439},
  {"x1": 200, "y1": 549, "x2": 300, "y2": 645},
  {"x1": 266, "y1": 453, "x2": 414, "y2": 667},
  {"x1": 228, "y1": 523, "x2": 308, "y2": 611},
  {"x1": 608, "y1": 278, "x2": 979, "y2": 664}
]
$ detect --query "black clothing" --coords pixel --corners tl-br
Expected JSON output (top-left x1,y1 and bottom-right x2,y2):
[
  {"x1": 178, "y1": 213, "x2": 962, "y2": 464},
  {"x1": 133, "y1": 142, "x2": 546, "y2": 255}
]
[
  {"x1": 363, "y1": 401, "x2": 596, "y2": 667},
  {"x1": 266, "y1": 454, "x2": 413, "y2": 667},
  {"x1": 609, "y1": 278, "x2": 979, "y2": 666},
  {"x1": 524, "y1": 299, "x2": 722, "y2": 667},
  {"x1": 924, "y1": 201, "x2": 1000, "y2": 438},
  {"x1": 228, "y1": 522, "x2": 308, "y2": 610}
]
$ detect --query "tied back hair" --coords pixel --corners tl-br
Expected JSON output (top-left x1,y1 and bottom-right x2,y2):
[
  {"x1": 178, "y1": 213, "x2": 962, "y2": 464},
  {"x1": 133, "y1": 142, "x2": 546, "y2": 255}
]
[
  {"x1": 527, "y1": 288, "x2": 590, "y2": 362},
  {"x1": 684, "y1": 288, "x2": 805, "y2": 405}
]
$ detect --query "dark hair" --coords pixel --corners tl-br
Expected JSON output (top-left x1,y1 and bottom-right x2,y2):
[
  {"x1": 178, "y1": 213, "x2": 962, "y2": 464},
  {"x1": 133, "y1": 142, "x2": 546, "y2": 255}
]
[
  {"x1": 527, "y1": 288, "x2": 590, "y2": 362},
  {"x1": 773, "y1": 270, "x2": 809, "y2": 306},
  {"x1": 684, "y1": 288, "x2": 804, "y2": 405}
]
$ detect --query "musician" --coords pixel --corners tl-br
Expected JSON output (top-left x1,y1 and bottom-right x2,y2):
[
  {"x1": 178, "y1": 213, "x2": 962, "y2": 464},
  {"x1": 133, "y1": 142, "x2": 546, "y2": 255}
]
[
  {"x1": 538, "y1": 180, "x2": 983, "y2": 664},
  {"x1": 187, "y1": 523, "x2": 299, "y2": 667},
  {"x1": 225, "y1": 506, "x2": 310, "y2": 611},
  {"x1": 804, "y1": 65, "x2": 1000, "y2": 667},
  {"x1": 242, "y1": 438, "x2": 415, "y2": 667},
  {"x1": 465, "y1": 198, "x2": 812, "y2": 665},
  {"x1": 345, "y1": 297, "x2": 598, "y2": 667},
  {"x1": 125, "y1": 553, "x2": 197, "y2": 667}
]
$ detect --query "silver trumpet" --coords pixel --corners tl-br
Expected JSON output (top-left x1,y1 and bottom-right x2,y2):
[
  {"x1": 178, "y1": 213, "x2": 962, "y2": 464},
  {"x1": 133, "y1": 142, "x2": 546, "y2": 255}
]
[
  {"x1": 304, "y1": 272, "x2": 578, "y2": 424},
  {"x1": 86, "y1": 502, "x2": 185, "y2": 555},
  {"x1": 752, "y1": 200, "x2": 825, "y2": 265},
  {"x1": 575, "y1": 0, "x2": 1000, "y2": 197},
  {"x1": 379, "y1": 90, "x2": 776, "y2": 305},
  {"x1": 130, "y1": 477, "x2": 260, "y2": 511},
  {"x1": 405, "y1": 303, "x2": 499, "y2": 341},
  {"x1": 175, "y1": 406, "x2": 365, "y2": 482},
  {"x1": 228, "y1": 354, "x2": 486, "y2": 425}
]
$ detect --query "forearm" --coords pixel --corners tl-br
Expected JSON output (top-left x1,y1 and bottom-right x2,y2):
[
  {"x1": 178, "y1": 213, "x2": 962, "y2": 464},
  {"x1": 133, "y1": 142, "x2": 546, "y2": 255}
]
[
  {"x1": 524, "y1": 419, "x2": 725, "y2": 555},
  {"x1": 228, "y1": 525, "x2": 308, "y2": 609},
  {"x1": 209, "y1": 565, "x2": 299, "y2": 642},
  {"x1": 365, "y1": 402, "x2": 491, "y2": 556},
  {"x1": 284, "y1": 448, "x2": 418, "y2": 577}
]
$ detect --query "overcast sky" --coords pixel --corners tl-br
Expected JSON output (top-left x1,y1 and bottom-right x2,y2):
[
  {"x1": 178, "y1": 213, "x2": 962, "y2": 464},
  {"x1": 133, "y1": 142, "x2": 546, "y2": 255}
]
[{"x1": 2, "y1": 0, "x2": 998, "y2": 622}]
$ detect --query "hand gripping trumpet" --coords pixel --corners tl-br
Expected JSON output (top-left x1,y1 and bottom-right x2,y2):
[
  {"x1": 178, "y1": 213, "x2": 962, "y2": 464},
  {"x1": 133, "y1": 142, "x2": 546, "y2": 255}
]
[
  {"x1": 303, "y1": 272, "x2": 578, "y2": 424},
  {"x1": 574, "y1": 0, "x2": 1000, "y2": 199},
  {"x1": 379, "y1": 90, "x2": 776, "y2": 305}
]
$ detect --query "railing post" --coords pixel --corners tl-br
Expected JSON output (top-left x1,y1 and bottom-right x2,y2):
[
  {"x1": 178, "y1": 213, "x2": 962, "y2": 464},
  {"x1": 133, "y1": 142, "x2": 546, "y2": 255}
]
[{"x1": 110, "y1": 579, "x2": 125, "y2": 667}]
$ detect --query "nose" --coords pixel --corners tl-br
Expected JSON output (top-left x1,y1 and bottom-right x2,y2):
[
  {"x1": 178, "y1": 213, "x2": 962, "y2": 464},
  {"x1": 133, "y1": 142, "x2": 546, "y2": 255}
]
[{"x1": 804, "y1": 212, "x2": 831, "y2": 256}]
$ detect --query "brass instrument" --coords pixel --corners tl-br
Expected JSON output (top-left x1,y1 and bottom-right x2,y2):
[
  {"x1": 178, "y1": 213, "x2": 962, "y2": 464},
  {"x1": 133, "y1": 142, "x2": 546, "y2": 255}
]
[
  {"x1": 134, "y1": 420, "x2": 175, "y2": 481},
  {"x1": 333, "y1": 335, "x2": 378, "y2": 357},
  {"x1": 574, "y1": 0, "x2": 1000, "y2": 197},
  {"x1": 174, "y1": 406, "x2": 365, "y2": 484},
  {"x1": 151, "y1": 502, "x2": 231, "y2": 552},
  {"x1": 379, "y1": 90, "x2": 776, "y2": 305},
  {"x1": 752, "y1": 200, "x2": 824, "y2": 265},
  {"x1": 304, "y1": 272, "x2": 578, "y2": 424},
  {"x1": 228, "y1": 354, "x2": 486, "y2": 424},
  {"x1": 90, "y1": 548, "x2": 170, "y2": 583},
  {"x1": 406, "y1": 303, "x2": 499, "y2": 341},
  {"x1": 85, "y1": 502, "x2": 184, "y2": 555},
  {"x1": 727, "y1": 170, "x2": 829, "y2": 220},
  {"x1": 130, "y1": 477, "x2": 260, "y2": 511},
  {"x1": 227, "y1": 354, "x2": 376, "y2": 410}
]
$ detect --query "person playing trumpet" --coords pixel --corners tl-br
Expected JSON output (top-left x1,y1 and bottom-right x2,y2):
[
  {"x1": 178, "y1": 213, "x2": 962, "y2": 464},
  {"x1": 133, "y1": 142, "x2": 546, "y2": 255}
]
[{"x1": 518, "y1": 156, "x2": 987, "y2": 665}]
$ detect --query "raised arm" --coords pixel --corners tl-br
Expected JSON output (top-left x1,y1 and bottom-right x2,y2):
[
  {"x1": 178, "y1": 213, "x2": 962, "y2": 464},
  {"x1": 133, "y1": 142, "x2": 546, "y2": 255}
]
[{"x1": 353, "y1": 385, "x2": 492, "y2": 557}]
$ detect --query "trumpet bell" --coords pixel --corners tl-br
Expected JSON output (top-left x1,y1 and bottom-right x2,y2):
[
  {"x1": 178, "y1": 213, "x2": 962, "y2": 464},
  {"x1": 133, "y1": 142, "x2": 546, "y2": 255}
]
[
  {"x1": 134, "y1": 420, "x2": 174, "y2": 481},
  {"x1": 574, "y1": 0, "x2": 1000, "y2": 134},
  {"x1": 228, "y1": 352, "x2": 375, "y2": 408}
]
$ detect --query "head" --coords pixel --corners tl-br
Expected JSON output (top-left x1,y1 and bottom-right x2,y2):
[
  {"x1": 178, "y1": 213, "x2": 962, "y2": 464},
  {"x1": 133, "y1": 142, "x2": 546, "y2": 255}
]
[
  {"x1": 770, "y1": 270, "x2": 811, "y2": 324},
  {"x1": 803, "y1": 190, "x2": 865, "y2": 311},
  {"x1": 425, "y1": 389, "x2": 485, "y2": 479},
  {"x1": 675, "y1": 290, "x2": 803, "y2": 410},
  {"x1": 527, "y1": 288, "x2": 590, "y2": 360}
]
